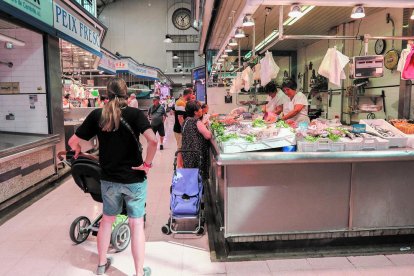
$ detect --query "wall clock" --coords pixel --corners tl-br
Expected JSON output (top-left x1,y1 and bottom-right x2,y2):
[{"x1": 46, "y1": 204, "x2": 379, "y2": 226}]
[
  {"x1": 172, "y1": 8, "x2": 191, "y2": 30},
  {"x1": 375, "y1": 39, "x2": 386, "y2": 55}
]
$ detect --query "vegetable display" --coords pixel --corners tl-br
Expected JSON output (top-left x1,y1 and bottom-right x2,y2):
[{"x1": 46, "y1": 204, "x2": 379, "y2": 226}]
[{"x1": 252, "y1": 118, "x2": 266, "y2": 128}]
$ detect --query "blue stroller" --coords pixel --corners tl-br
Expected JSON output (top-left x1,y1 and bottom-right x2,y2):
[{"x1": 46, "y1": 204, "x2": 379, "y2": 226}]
[{"x1": 161, "y1": 150, "x2": 205, "y2": 235}]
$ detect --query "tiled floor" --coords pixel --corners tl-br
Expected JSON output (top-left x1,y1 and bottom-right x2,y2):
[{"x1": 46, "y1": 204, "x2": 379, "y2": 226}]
[{"x1": 1, "y1": 116, "x2": 414, "y2": 275}]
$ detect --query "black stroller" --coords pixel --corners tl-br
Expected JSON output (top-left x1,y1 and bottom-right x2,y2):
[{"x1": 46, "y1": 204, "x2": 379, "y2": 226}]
[
  {"x1": 161, "y1": 150, "x2": 205, "y2": 235},
  {"x1": 58, "y1": 151, "x2": 131, "y2": 252}
]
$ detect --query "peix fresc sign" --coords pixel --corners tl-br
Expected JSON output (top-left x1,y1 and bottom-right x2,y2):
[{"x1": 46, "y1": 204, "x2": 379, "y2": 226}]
[{"x1": 53, "y1": 1, "x2": 100, "y2": 54}]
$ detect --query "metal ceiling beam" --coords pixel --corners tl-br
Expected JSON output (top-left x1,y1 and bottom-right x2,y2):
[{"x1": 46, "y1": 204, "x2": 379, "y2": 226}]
[
  {"x1": 213, "y1": 0, "x2": 263, "y2": 64},
  {"x1": 260, "y1": 0, "x2": 414, "y2": 8}
]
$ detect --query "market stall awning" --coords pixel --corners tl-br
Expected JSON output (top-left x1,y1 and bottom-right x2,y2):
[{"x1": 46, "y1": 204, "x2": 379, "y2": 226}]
[
  {"x1": 116, "y1": 58, "x2": 159, "y2": 80},
  {"x1": 98, "y1": 50, "x2": 118, "y2": 74}
]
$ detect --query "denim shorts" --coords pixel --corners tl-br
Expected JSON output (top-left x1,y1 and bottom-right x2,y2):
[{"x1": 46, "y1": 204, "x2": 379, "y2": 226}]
[{"x1": 101, "y1": 180, "x2": 147, "y2": 218}]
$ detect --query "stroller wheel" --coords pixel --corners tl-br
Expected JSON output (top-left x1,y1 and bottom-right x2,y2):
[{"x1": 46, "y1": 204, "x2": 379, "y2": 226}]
[
  {"x1": 161, "y1": 224, "x2": 171, "y2": 235},
  {"x1": 111, "y1": 223, "x2": 131, "y2": 252},
  {"x1": 196, "y1": 225, "x2": 205, "y2": 236},
  {"x1": 69, "y1": 216, "x2": 91, "y2": 244}
]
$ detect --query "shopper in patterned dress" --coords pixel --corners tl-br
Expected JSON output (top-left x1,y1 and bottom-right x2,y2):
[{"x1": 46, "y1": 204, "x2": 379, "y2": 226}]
[{"x1": 181, "y1": 101, "x2": 212, "y2": 179}]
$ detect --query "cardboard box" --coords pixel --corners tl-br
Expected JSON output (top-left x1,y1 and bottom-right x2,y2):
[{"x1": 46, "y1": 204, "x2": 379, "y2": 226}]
[{"x1": 0, "y1": 82, "x2": 20, "y2": 94}]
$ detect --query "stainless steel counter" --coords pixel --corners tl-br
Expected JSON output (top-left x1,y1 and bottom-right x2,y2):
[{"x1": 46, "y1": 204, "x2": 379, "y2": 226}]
[
  {"x1": 211, "y1": 139, "x2": 414, "y2": 165},
  {"x1": 208, "y1": 137, "x2": 414, "y2": 242}
]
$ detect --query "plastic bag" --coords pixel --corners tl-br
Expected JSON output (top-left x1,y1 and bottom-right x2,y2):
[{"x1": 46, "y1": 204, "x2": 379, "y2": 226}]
[
  {"x1": 253, "y1": 64, "x2": 261, "y2": 80},
  {"x1": 402, "y1": 46, "x2": 414, "y2": 80},
  {"x1": 260, "y1": 51, "x2": 280, "y2": 86},
  {"x1": 242, "y1": 66, "x2": 253, "y2": 91},
  {"x1": 234, "y1": 72, "x2": 243, "y2": 91}
]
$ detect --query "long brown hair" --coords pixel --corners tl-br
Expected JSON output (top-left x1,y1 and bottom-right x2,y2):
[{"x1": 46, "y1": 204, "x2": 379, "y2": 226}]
[{"x1": 100, "y1": 77, "x2": 128, "y2": 132}]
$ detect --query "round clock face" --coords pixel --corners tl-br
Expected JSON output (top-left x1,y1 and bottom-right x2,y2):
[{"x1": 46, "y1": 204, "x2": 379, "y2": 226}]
[
  {"x1": 172, "y1": 8, "x2": 191, "y2": 30},
  {"x1": 375, "y1": 39, "x2": 386, "y2": 55}
]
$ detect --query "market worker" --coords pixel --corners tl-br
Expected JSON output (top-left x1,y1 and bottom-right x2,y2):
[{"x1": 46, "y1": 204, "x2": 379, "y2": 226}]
[
  {"x1": 128, "y1": 93, "x2": 139, "y2": 108},
  {"x1": 263, "y1": 81, "x2": 289, "y2": 115},
  {"x1": 281, "y1": 79, "x2": 310, "y2": 124}
]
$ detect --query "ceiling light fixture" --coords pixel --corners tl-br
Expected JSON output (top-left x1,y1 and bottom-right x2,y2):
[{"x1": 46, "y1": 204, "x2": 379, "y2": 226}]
[
  {"x1": 235, "y1": 27, "x2": 246, "y2": 38},
  {"x1": 284, "y1": 5, "x2": 315, "y2": 26},
  {"x1": 172, "y1": 52, "x2": 179, "y2": 59},
  {"x1": 228, "y1": 38, "x2": 238, "y2": 46},
  {"x1": 164, "y1": 34, "x2": 173, "y2": 43},
  {"x1": 288, "y1": 4, "x2": 302, "y2": 18},
  {"x1": 177, "y1": 63, "x2": 182, "y2": 69},
  {"x1": 351, "y1": 5, "x2": 365, "y2": 19},
  {"x1": 242, "y1": 14, "x2": 255, "y2": 27},
  {"x1": 225, "y1": 45, "x2": 233, "y2": 53},
  {"x1": 221, "y1": 52, "x2": 228, "y2": 58},
  {"x1": 218, "y1": 57, "x2": 225, "y2": 62},
  {"x1": 0, "y1": 33, "x2": 25, "y2": 47}
]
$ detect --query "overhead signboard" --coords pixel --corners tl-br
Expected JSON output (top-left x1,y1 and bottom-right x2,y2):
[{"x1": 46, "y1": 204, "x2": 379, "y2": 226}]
[
  {"x1": 193, "y1": 67, "x2": 206, "y2": 80},
  {"x1": 53, "y1": 1, "x2": 101, "y2": 56},
  {"x1": 116, "y1": 59, "x2": 158, "y2": 80},
  {"x1": 2, "y1": 0, "x2": 53, "y2": 26},
  {"x1": 98, "y1": 53, "x2": 117, "y2": 74}
]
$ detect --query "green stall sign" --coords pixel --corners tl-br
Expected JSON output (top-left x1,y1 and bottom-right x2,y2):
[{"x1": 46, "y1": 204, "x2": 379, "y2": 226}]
[{"x1": 2, "y1": 0, "x2": 53, "y2": 26}]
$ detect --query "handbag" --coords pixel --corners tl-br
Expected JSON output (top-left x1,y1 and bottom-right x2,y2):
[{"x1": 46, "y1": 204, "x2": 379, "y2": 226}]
[{"x1": 120, "y1": 117, "x2": 143, "y2": 153}]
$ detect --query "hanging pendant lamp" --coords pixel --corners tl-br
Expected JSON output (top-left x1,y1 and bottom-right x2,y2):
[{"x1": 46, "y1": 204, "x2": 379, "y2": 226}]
[
  {"x1": 164, "y1": 34, "x2": 173, "y2": 43},
  {"x1": 235, "y1": 27, "x2": 246, "y2": 38},
  {"x1": 228, "y1": 38, "x2": 238, "y2": 46}
]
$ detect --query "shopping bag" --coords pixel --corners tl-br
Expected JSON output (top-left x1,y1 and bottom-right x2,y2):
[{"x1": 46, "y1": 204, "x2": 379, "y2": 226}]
[{"x1": 402, "y1": 46, "x2": 414, "y2": 80}]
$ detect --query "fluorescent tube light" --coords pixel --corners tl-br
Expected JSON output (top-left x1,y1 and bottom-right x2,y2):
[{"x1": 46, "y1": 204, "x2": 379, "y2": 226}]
[
  {"x1": 244, "y1": 30, "x2": 279, "y2": 60},
  {"x1": 283, "y1": 6, "x2": 315, "y2": 26}
]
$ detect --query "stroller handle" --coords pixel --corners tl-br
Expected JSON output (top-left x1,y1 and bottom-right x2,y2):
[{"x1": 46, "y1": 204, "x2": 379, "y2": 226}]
[
  {"x1": 57, "y1": 150, "x2": 99, "y2": 162},
  {"x1": 174, "y1": 150, "x2": 202, "y2": 170}
]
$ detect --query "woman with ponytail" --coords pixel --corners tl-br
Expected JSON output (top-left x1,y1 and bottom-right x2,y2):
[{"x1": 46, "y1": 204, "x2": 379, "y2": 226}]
[{"x1": 69, "y1": 77, "x2": 157, "y2": 276}]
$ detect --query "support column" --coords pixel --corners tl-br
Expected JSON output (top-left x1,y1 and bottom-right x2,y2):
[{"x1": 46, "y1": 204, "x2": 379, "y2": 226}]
[{"x1": 44, "y1": 35, "x2": 65, "y2": 152}]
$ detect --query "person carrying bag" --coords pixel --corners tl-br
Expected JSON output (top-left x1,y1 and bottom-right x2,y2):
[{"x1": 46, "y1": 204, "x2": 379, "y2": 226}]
[{"x1": 68, "y1": 77, "x2": 157, "y2": 276}]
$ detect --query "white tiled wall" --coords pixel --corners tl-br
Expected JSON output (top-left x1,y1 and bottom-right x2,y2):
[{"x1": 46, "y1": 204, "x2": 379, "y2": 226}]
[
  {"x1": 0, "y1": 94, "x2": 48, "y2": 134},
  {"x1": 0, "y1": 27, "x2": 48, "y2": 134},
  {"x1": 0, "y1": 28, "x2": 46, "y2": 93}
]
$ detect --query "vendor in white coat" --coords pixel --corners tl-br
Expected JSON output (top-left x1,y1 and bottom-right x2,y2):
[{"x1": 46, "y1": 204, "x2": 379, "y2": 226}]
[
  {"x1": 281, "y1": 79, "x2": 310, "y2": 124},
  {"x1": 263, "y1": 81, "x2": 289, "y2": 115}
]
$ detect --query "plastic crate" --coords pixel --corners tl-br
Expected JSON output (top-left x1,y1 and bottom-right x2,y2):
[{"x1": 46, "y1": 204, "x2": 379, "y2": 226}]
[
  {"x1": 297, "y1": 138, "x2": 345, "y2": 152},
  {"x1": 360, "y1": 119, "x2": 408, "y2": 148},
  {"x1": 341, "y1": 137, "x2": 389, "y2": 151}
]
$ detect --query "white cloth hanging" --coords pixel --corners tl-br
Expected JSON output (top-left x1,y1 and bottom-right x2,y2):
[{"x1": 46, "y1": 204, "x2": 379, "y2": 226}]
[
  {"x1": 260, "y1": 51, "x2": 280, "y2": 86},
  {"x1": 241, "y1": 66, "x2": 253, "y2": 91},
  {"x1": 318, "y1": 47, "x2": 349, "y2": 87}
]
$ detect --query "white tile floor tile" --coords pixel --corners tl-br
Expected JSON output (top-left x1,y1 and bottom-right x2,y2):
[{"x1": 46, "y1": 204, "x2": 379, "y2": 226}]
[{"x1": 1, "y1": 116, "x2": 414, "y2": 275}]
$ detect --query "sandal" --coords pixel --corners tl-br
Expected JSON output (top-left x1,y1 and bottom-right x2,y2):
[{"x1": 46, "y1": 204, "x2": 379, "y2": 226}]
[
  {"x1": 133, "y1": 267, "x2": 152, "y2": 276},
  {"x1": 143, "y1": 267, "x2": 152, "y2": 276},
  {"x1": 96, "y1": 257, "x2": 113, "y2": 275}
]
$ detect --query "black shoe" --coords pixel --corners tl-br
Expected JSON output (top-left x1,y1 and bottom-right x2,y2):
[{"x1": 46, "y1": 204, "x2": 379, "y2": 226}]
[{"x1": 160, "y1": 145, "x2": 164, "y2": 150}]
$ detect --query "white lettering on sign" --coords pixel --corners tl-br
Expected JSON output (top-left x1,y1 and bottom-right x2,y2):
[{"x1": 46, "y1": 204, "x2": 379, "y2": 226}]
[{"x1": 53, "y1": 2, "x2": 100, "y2": 53}]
